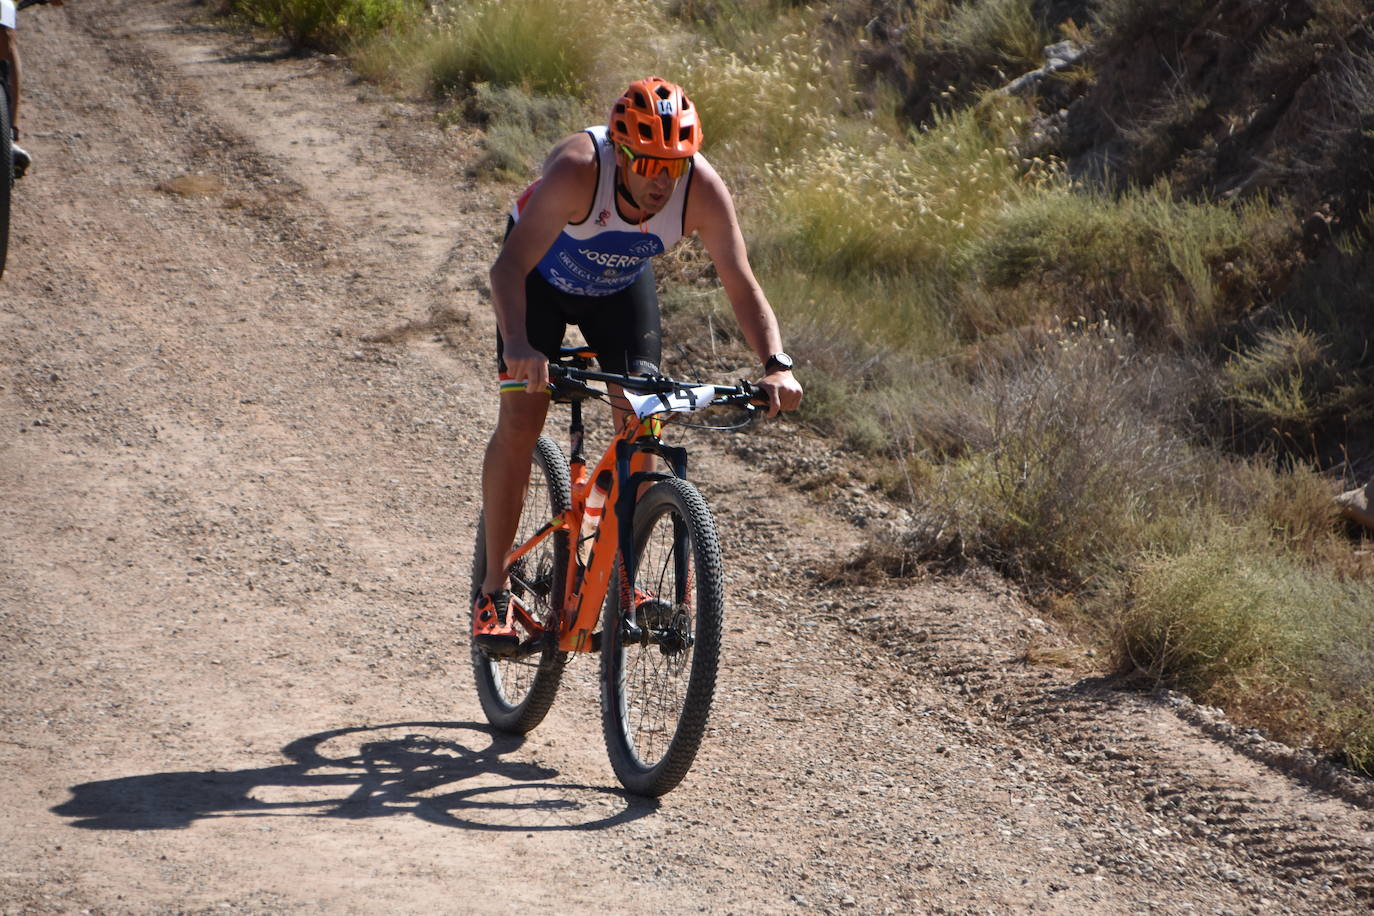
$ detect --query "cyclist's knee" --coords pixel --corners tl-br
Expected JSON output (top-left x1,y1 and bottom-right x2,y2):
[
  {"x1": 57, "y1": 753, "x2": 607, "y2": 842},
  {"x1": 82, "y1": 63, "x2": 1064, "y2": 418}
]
[{"x1": 492, "y1": 394, "x2": 548, "y2": 444}]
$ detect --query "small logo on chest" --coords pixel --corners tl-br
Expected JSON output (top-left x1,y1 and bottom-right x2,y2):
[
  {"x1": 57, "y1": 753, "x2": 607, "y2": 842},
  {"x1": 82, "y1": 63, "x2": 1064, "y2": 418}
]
[{"x1": 595, "y1": 209, "x2": 610, "y2": 227}]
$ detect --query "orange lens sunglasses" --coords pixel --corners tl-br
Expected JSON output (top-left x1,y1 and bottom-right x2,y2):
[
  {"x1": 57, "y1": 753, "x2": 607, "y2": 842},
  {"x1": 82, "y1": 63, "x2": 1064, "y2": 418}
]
[{"x1": 618, "y1": 144, "x2": 691, "y2": 179}]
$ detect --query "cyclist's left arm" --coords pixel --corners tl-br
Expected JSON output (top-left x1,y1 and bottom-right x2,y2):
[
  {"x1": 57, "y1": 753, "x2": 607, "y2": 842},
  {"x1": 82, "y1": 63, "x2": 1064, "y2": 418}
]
[{"x1": 685, "y1": 156, "x2": 802, "y2": 416}]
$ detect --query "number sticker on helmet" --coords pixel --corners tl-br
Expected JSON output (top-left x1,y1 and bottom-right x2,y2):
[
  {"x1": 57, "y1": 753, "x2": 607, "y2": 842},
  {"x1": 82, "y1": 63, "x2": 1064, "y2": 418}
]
[{"x1": 656, "y1": 99, "x2": 676, "y2": 116}]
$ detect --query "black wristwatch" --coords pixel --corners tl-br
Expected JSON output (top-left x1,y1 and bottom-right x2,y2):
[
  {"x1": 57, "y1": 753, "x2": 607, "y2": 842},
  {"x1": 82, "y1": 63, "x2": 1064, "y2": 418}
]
[{"x1": 764, "y1": 352, "x2": 794, "y2": 373}]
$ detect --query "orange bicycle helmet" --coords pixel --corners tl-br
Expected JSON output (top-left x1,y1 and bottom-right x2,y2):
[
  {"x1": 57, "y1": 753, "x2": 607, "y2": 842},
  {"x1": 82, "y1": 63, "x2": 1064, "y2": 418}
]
[{"x1": 608, "y1": 77, "x2": 703, "y2": 159}]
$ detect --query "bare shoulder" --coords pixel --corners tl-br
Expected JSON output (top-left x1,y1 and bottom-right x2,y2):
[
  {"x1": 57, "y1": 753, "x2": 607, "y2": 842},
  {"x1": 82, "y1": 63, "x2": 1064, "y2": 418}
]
[
  {"x1": 541, "y1": 130, "x2": 599, "y2": 178},
  {"x1": 524, "y1": 131, "x2": 598, "y2": 224}
]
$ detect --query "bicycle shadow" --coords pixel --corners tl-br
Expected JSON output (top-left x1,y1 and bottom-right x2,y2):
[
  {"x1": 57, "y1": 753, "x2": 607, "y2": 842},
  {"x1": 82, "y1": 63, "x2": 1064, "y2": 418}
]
[{"x1": 51, "y1": 721, "x2": 657, "y2": 832}]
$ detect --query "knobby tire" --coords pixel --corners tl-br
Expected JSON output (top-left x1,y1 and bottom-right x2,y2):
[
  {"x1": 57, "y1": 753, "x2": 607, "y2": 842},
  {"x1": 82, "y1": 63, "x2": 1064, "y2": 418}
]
[
  {"x1": 470, "y1": 435, "x2": 570, "y2": 733},
  {"x1": 600, "y1": 477, "x2": 724, "y2": 797},
  {"x1": 1, "y1": 82, "x2": 12, "y2": 279}
]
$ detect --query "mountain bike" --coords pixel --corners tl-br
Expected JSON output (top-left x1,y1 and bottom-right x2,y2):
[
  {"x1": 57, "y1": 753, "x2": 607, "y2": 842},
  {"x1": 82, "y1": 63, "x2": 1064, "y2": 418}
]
[
  {"x1": 469, "y1": 348, "x2": 762, "y2": 797},
  {"x1": 1, "y1": 0, "x2": 56, "y2": 279}
]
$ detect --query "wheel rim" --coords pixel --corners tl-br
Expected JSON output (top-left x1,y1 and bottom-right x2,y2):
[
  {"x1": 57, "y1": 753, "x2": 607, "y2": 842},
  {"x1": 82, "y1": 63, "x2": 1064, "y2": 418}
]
[{"x1": 616, "y1": 507, "x2": 695, "y2": 768}]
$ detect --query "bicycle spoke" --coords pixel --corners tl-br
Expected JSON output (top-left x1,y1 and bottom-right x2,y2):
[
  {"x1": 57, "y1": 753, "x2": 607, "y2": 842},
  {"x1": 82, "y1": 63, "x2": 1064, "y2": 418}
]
[{"x1": 471, "y1": 437, "x2": 570, "y2": 734}]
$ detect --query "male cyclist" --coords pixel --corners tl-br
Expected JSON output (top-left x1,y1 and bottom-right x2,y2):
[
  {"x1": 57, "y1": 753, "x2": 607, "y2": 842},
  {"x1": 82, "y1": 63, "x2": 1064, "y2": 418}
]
[
  {"x1": 0, "y1": 0, "x2": 31, "y2": 177},
  {"x1": 473, "y1": 76, "x2": 803, "y2": 655}
]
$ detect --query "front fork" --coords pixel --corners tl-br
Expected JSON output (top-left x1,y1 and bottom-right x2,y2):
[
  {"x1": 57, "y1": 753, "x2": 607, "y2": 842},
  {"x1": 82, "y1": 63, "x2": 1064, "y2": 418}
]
[
  {"x1": 558, "y1": 424, "x2": 690, "y2": 653},
  {"x1": 611, "y1": 433, "x2": 690, "y2": 647}
]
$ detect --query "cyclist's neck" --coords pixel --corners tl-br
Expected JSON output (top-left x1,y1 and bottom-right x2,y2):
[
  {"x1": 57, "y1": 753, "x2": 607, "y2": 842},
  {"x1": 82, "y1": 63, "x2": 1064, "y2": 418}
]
[{"x1": 614, "y1": 167, "x2": 649, "y2": 226}]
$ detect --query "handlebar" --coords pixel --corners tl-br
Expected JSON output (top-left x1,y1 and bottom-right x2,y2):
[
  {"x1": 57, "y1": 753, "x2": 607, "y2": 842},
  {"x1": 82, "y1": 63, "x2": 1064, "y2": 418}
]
[{"x1": 547, "y1": 364, "x2": 765, "y2": 413}]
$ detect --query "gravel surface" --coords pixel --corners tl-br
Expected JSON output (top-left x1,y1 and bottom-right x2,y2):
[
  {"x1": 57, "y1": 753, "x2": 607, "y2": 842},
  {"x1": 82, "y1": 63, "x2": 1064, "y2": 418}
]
[{"x1": 3, "y1": 1, "x2": 1373, "y2": 912}]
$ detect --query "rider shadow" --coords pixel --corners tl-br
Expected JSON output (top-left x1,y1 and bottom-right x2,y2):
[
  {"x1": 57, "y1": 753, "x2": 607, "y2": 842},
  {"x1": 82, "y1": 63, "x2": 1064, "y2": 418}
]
[{"x1": 51, "y1": 721, "x2": 657, "y2": 832}]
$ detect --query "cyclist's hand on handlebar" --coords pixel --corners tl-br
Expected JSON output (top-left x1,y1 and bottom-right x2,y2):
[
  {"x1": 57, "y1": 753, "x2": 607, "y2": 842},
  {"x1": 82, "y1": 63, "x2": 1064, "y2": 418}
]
[
  {"x1": 502, "y1": 343, "x2": 550, "y2": 394},
  {"x1": 756, "y1": 369, "x2": 803, "y2": 418}
]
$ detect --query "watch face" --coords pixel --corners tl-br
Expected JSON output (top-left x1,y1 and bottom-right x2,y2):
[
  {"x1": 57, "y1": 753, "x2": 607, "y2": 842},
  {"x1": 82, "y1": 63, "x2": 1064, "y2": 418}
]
[{"x1": 767, "y1": 353, "x2": 794, "y2": 372}]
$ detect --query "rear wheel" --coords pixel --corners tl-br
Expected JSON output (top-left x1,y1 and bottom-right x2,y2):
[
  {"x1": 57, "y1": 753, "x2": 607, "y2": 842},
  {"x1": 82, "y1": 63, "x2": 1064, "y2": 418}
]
[
  {"x1": 470, "y1": 435, "x2": 570, "y2": 734},
  {"x1": 600, "y1": 477, "x2": 724, "y2": 797},
  {"x1": 1, "y1": 82, "x2": 13, "y2": 279}
]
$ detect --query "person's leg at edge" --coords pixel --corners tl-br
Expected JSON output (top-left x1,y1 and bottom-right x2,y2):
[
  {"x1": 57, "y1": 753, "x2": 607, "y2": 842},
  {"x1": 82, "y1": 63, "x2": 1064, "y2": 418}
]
[
  {"x1": 0, "y1": 28, "x2": 28, "y2": 174},
  {"x1": 479, "y1": 388, "x2": 550, "y2": 596}
]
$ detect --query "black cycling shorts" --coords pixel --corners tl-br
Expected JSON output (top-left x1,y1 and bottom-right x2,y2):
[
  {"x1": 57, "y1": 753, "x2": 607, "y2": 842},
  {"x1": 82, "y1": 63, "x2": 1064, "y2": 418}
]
[{"x1": 496, "y1": 266, "x2": 663, "y2": 378}]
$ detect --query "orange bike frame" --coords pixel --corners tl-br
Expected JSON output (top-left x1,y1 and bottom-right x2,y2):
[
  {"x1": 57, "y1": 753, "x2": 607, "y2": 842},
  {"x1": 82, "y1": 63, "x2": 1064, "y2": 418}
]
[{"x1": 500, "y1": 408, "x2": 674, "y2": 654}]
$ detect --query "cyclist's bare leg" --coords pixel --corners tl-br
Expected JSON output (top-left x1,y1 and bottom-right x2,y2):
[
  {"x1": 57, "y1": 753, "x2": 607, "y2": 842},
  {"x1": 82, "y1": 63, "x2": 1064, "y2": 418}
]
[
  {"x1": 479, "y1": 390, "x2": 551, "y2": 596},
  {"x1": 0, "y1": 29, "x2": 19, "y2": 126}
]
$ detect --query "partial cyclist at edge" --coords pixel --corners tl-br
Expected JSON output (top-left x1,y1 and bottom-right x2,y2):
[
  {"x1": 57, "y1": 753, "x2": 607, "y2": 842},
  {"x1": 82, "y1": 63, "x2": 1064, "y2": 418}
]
[
  {"x1": 1, "y1": 0, "x2": 32, "y2": 177},
  {"x1": 473, "y1": 76, "x2": 804, "y2": 655}
]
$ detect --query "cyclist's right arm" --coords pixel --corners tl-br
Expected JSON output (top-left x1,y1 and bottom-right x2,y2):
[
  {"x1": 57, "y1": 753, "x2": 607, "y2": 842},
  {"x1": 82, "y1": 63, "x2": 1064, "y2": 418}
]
[{"x1": 489, "y1": 132, "x2": 597, "y2": 394}]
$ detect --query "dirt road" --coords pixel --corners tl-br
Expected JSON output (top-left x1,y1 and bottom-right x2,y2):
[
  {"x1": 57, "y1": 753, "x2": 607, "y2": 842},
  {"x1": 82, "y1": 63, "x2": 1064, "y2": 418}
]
[{"x1": 3, "y1": 1, "x2": 1373, "y2": 912}]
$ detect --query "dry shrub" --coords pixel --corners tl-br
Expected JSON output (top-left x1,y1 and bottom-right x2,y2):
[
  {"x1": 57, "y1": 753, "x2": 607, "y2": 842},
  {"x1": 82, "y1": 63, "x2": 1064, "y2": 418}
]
[
  {"x1": 881, "y1": 323, "x2": 1206, "y2": 587},
  {"x1": 1218, "y1": 458, "x2": 1343, "y2": 560},
  {"x1": 1112, "y1": 524, "x2": 1374, "y2": 773},
  {"x1": 1113, "y1": 528, "x2": 1301, "y2": 694}
]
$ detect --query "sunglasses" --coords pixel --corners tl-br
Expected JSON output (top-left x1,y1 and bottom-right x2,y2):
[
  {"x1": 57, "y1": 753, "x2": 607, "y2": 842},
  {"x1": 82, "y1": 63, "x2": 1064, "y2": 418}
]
[{"x1": 618, "y1": 144, "x2": 691, "y2": 179}]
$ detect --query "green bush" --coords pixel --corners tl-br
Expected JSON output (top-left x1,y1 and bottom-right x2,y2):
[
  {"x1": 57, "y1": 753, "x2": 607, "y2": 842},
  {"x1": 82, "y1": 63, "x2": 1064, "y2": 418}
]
[
  {"x1": 1113, "y1": 526, "x2": 1374, "y2": 772},
  {"x1": 230, "y1": 0, "x2": 420, "y2": 52},
  {"x1": 462, "y1": 84, "x2": 586, "y2": 180},
  {"x1": 967, "y1": 183, "x2": 1287, "y2": 343},
  {"x1": 760, "y1": 95, "x2": 1057, "y2": 280},
  {"x1": 942, "y1": 0, "x2": 1050, "y2": 75},
  {"x1": 1115, "y1": 530, "x2": 1304, "y2": 693},
  {"x1": 426, "y1": 0, "x2": 604, "y2": 98}
]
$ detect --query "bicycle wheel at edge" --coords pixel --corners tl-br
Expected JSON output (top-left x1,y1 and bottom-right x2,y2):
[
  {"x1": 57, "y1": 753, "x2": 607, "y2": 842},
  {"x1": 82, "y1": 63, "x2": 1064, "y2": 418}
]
[
  {"x1": 469, "y1": 435, "x2": 570, "y2": 734},
  {"x1": 1, "y1": 82, "x2": 13, "y2": 279},
  {"x1": 599, "y1": 476, "x2": 724, "y2": 797}
]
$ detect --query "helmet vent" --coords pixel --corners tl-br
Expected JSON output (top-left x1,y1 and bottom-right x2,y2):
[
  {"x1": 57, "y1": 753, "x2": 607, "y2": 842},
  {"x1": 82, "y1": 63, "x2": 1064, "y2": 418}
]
[{"x1": 609, "y1": 78, "x2": 702, "y2": 159}]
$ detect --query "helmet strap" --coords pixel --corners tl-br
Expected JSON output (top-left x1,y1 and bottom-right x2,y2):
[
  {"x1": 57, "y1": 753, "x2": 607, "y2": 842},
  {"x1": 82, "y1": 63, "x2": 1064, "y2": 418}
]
[{"x1": 615, "y1": 167, "x2": 641, "y2": 211}]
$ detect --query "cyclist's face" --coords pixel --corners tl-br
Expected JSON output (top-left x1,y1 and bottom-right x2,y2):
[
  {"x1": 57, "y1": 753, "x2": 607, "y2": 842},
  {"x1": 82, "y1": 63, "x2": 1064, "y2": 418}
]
[{"x1": 616, "y1": 150, "x2": 683, "y2": 215}]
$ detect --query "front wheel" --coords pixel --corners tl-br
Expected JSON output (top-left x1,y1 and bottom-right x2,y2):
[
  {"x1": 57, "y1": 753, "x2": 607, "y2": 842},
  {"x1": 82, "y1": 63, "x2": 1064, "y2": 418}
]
[
  {"x1": 600, "y1": 477, "x2": 725, "y2": 797},
  {"x1": 470, "y1": 435, "x2": 571, "y2": 734}
]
